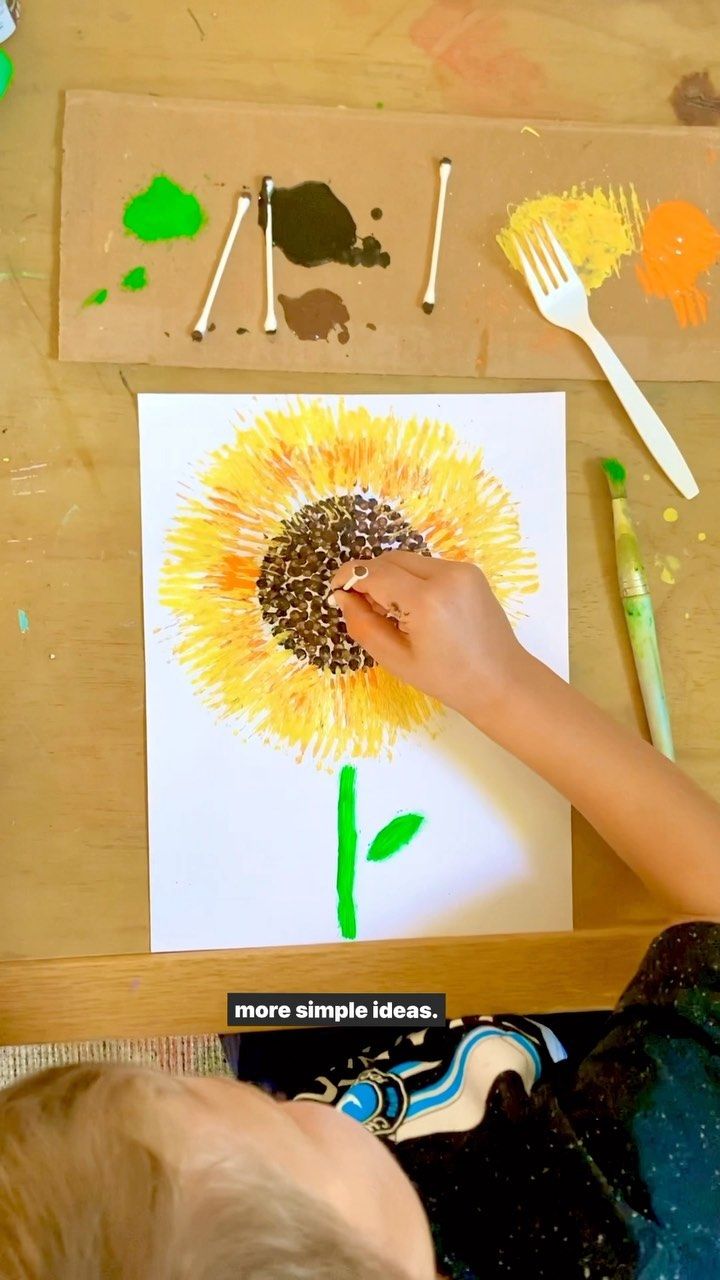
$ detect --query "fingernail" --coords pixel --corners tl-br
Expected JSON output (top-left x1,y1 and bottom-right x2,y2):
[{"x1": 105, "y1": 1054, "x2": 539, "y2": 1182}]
[{"x1": 327, "y1": 593, "x2": 338, "y2": 608}]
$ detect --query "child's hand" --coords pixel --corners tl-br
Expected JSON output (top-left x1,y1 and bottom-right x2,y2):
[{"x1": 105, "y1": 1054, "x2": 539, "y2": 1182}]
[
  {"x1": 333, "y1": 556, "x2": 720, "y2": 923},
  {"x1": 329, "y1": 552, "x2": 529, "y2": 725}
]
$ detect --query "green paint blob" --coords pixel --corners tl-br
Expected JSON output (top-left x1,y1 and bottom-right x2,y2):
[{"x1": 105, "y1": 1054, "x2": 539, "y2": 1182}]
[
  {"x1": 601, "y1": 457, "x2": 627, "y2": 486},
  {"x1": 121, "y1": 265, "x2": 148, "y2": 291},
  {"x1": 17, "y1": 608, "x2": 29, "y2": 635},
  {"x1": 336, "y1": 764, "x2": 358, "y2": 940},
  {"x1": 368, "y1": 813, "x2": 426, "y2": 862},
  {"x1": 82, "y1": 287, "x2": 108, "y2": 308},
  {"x1": 123, "y1": 175, "x2": 207, "y2": 243},
  {"x1": 0, "y1": 50, "x2": 14, "y2": 100}
]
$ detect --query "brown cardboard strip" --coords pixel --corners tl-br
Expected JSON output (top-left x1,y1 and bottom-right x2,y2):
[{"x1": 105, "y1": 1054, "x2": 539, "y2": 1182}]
[{"x1": 60, "y1": 91, "x2": 720, "y2": 380}]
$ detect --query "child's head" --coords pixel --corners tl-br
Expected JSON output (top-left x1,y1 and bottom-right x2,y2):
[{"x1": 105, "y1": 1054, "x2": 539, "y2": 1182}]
[{"x1": 0, "y1": 1062, "x2": 436, "y2": 1279}]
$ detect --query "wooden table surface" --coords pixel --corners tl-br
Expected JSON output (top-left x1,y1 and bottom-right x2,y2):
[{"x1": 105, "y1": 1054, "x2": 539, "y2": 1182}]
[{"x1": 2, "y1": 0, "x2": 719, "y2": 1045}]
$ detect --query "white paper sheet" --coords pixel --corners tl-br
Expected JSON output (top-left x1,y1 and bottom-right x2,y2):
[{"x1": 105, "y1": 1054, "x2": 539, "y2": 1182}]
[{"x1": 139, "y1": 392, "x2": 571, "y2": 951}]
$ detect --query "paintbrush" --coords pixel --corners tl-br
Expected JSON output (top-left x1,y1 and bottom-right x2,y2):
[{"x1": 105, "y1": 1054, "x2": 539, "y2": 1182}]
[{"x1": 601, "y1": 458, "x2": 675, "y2": 760}]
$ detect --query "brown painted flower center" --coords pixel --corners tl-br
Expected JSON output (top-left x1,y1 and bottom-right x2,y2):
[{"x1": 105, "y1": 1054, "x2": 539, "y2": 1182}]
[{"x1": 257, "y1": 493, "x2": 428, "y2": 672}]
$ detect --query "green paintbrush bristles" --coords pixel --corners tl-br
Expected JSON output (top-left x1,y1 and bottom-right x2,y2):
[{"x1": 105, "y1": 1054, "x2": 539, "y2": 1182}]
[{"x1": 601, "y1": 457, "x2": 627, "y2": 499}]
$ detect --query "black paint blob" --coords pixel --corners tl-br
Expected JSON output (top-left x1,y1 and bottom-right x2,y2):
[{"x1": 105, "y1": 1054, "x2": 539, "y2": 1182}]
[
  {"x1": 259, "y1": 181, "x2": 390, "y2": 269},
  {"x1": 370, "y1": 206, "x2": 383, "y2": 220}
]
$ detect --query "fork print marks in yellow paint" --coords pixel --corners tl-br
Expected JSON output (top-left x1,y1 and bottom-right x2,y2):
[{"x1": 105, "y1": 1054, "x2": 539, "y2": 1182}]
[{"x1": 498, "y1": 186, "x2": 645, "y2": 293}]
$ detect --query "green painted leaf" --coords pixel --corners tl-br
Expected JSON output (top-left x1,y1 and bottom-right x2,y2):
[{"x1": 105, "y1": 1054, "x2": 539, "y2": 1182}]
[{"x1": 367, "y1": 813, "x2": 425, "y2": 863}]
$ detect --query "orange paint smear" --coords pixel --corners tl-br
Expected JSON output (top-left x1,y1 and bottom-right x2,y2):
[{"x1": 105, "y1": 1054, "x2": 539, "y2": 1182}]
[
  {"x1": 410, "y1": 6, "x2": 544, "y2": 110},
  {"x1": 636, "y1": 200, "x2": 720, "y2": 328}
]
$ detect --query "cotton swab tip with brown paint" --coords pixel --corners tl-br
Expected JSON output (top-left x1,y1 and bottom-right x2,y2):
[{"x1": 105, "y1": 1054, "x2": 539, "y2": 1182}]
[
  {"x1": 342, "y1": 564, "x2": 370, "y2": 592},
  {"x1": 327, "y1": 562, "x2": 370, "y2": 606}
]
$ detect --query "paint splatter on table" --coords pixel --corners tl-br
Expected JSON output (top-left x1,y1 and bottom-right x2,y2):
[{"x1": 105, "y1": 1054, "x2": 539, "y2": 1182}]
[
  {"x1": 123, "y1": 175, "x2": 207, "y2": 243},
  {"x1": 59, "y1": 91, "x2": 720, "y2": 381}
]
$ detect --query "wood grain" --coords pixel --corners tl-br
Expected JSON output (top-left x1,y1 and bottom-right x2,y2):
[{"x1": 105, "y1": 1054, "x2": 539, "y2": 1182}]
[
  {"x1": 0, "y1": 927, "x2": 660, "y2": 1045},
  {"x1": 2, "y1": 0, "x2": 718, "y2": 1043}
]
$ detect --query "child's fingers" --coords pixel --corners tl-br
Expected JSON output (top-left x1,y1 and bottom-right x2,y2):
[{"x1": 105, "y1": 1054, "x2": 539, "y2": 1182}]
[
  {"x1": 367, "y1": 598, "x2": 390, "y2": 618},
  {"x1": 330, "y1": 557, "x2": 424, "y2": 616},
  {"x1": 377, "y1": 549, "x2": 437, "y2": 579},
  {"x1": 330, "y1": 559, "x2": 374, "y2": 591},
  {"x1": 333, "y1": 591, "x2": 409, "y2": 667}
]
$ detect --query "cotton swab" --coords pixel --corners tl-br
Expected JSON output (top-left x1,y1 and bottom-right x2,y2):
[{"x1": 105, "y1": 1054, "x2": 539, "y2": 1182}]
[
  {"x1": 326, "y1": 562, "x2": 369, "y2": 605},
  {"x1": 342, "y1": 564, "x2": 370, "y2": 592},
  {"x1": 422, "y1": 156, "x2": 452, "y2": 314},
  {"x1": 192, "y1": 191, "x2": 251, "y2": 341},
  {"x1": 261, "y1": 176, "x2": 277, "y2": 334}
]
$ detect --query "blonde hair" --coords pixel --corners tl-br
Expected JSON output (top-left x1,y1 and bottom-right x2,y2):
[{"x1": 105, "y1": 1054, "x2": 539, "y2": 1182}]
[{"x1": 0, "y1": 1062, "x2": 408, "y2": 1280}]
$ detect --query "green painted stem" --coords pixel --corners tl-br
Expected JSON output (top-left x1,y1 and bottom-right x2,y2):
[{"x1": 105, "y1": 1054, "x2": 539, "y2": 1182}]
[{"x1": 336, "y1": 764, "x2": 358, "y2": 940}]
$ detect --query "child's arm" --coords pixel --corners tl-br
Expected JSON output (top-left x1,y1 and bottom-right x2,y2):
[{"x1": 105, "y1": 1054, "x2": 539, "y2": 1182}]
[
  {"x1": 475, "y1": 651, "x2": 720, "y2": 919},
  {"x1": 330, "y1": 553, "x2": 720, "y2": 920}
]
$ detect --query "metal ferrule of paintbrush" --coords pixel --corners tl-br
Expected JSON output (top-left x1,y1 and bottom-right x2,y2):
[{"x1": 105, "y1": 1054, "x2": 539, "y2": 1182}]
[{"x1": 610, "y1": 496, "x2": 648, "y2": 598}]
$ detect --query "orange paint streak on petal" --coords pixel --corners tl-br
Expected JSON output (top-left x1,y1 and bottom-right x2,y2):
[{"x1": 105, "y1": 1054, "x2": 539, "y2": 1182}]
[{"x1": 215, "y1": 554, "x2": 259, "y2": 594}]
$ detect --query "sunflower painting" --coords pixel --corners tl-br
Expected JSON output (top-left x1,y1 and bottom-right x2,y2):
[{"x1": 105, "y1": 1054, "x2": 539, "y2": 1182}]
[
  {"x1": 140, "y1": 393, "x2": 572, "y2": 952},
  {"x1": 160, "y1": 398, "x2": 539, "y2": 765}
]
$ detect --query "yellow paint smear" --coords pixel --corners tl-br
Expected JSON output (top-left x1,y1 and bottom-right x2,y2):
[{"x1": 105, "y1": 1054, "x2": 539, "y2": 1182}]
[
  {"x1": 663, "y1": 507, "x2": 679, "y2": 523},
  {"x1": 521, "y1": 125, "x2": 541, "y2": 137},
  {"x1": 698, "y1": 531, "x2": 707, "y2": 542},
  {"x1": 498, "y1": 184, "x2": 646, "y2": 292},
  {"x1": 655, "y1": 553, "x2": 681, "y2": 586}
]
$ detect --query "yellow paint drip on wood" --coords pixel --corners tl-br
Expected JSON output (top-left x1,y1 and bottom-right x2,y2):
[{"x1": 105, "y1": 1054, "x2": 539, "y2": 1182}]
[
  {"x1": 663, "y1": 506, "x2": 679, "y2": 523},
  {"x1": 655, "y1": 553, "x2": 682, "y2": 585}
]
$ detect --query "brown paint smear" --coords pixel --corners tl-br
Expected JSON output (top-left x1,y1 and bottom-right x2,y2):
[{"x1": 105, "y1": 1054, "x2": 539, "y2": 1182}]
[
  {"x1": 670, "y1": 71, "x2": 720, "y2": 126},
  {"x1": 278, "y1": 289, "x2": 350, "y2": 343}
]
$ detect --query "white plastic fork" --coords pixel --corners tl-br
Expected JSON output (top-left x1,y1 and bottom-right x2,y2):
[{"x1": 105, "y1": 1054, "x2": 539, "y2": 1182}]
[{"x1": 513, "y1": 221, "x2": 699, "y2": 500}]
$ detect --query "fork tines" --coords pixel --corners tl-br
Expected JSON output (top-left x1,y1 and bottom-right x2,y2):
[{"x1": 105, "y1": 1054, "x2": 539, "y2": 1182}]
[{"x1": 512, "y1": 219, "x2": 579, "y2": 300}]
